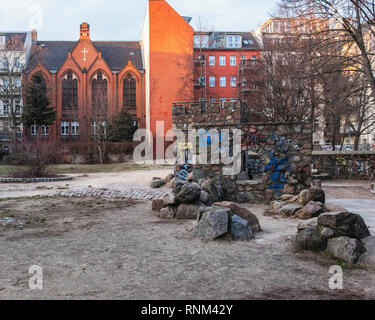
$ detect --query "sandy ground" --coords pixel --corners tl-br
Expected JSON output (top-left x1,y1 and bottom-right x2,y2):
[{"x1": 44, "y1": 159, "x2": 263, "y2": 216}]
[
  {"x1": 0, "y1": 169, "x2": 173, "y2": 198},
  {"x1": 0, "y1": 196, "x2": 374, "y2": 300}
]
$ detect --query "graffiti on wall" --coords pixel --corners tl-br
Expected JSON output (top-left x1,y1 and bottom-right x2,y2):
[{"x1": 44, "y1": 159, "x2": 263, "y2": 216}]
[
  {"x1": 335, "y1": 156, "x2": 373, "y2": 178},
  {"x1": 241, "y1": 126, "x2": 298, "y2": 194}
]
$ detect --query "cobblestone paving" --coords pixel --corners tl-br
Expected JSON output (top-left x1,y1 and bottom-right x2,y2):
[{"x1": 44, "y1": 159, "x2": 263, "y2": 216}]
[{"x1": 48, "y1": 187, "x2": 172, "y2": 200}]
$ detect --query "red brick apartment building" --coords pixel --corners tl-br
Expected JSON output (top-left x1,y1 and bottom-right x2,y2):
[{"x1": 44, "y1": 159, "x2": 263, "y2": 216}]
[{"x1": 193, "y1": 32, "x2": 261, "y2": 102}]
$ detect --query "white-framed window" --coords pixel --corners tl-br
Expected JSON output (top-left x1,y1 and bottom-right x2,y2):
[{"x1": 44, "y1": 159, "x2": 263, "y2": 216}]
[
  {"x1": 1, "y1": 103, "x2": 8, "y2": 115},
  {"x1": 0, "y1": 59, "x2": 7, "y2": 70},
  {"x1": 230, "y1": 76, "x2": 236, "y2": 87},
  {"x1": 230, "y1": 56, "x2": 236, "y2": 66},
  {"x1": 251, "y1": 55, "x2": 257, "y2": 65},
  {"x1": 71, "y1": 121, "x2": 79, "y2": 135},
  {"x1": 194, "y1": 34, "x2": 209, "y2": 48},
  {"x1": 241, "y1": 56, "x2": 247, "y2": 65},
  {"x1": 31, "y1": 124, "x2": 37, "y2": 135},
  {"x1": 220, "y1": 76, "x2": 226, "y2": 87},
  {"x1": 92, "y1": 121, "x2": 98, "y2": 135},
  {"x1": 230, "y1": 97, "x2": 238, "y2": 101},
  {"x1": 17, "y1": 123, "x2": 22, "y2": 133},
  {"x1": 226, "y1": 35, "x2": 242, "y2": 48},
  {"x1": 15, "y1": 100, "x2": 21, "y2": 114},
  {"x1": 41, "y1": 125, "x2": 49, "y2": 136},
  {"x1": 0, "y1": 36, "x2": 5, "y2": 45},
  {"x1": 198, "y1": 76, "x2": 206, "y2": 86},
  {"x1": 209, "y1": 56, "x2": 215, "y2": 66},
  {"x1": 209, "y1": 76, "x2": 215, "y2": 87},
  {"x1": 220, "y1": 97, "x2": 227, "y2": 109},
  {"x1": 219, "y1": 56, "x2": 226, "y2": 66},
  {"x1": 61, "y1": 121, "x2": 69, "y2": 136},
  {"x1": 132, "y1": 120, "x2": 139, "y2": 128}
]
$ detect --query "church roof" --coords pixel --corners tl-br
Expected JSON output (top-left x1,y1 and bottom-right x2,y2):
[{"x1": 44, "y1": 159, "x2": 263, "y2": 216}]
[{"x1": 26, "y1": 40, "x2": 143, "y2": 73}]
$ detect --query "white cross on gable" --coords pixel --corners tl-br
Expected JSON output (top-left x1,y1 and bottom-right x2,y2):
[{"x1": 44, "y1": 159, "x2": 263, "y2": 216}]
[{"x1": 81, "y1": 48, "x2": 88, "y2": 61}]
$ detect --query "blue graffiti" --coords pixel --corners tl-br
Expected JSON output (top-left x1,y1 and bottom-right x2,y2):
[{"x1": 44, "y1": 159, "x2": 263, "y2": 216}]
[
  {"x1": 264, "y1": 151, "x2": 291, "y2": 195},
  {"x1": 175, "y1": 164, "x2": 192, "y2": 180}
]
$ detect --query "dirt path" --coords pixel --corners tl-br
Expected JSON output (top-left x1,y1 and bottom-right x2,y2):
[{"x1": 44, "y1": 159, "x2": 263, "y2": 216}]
[{"x1": 0, "y1": 197, "x2": 374, "y2": 300}]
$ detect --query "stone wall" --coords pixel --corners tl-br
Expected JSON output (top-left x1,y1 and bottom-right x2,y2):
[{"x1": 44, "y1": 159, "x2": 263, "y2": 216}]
[
  {"x1": 172, "y1": 101, "x2": 312, "y2": 203},
  {"x1": 312, "y1": 151, "x2": 375, "y2": 180}
]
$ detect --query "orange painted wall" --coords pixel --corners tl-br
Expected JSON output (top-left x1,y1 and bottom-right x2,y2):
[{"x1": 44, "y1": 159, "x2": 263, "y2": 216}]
[{"x1": 148, "y1": 0, "x2": 194, "y2": 136}]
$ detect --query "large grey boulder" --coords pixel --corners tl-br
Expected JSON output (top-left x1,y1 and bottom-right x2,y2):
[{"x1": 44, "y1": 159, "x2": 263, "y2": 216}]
[
  {"x1": 294, "y1": 226, "x2": 327, "y2": 251},
  {"x1": 295, "y1": 201, "x2": 324, "y2": 220},
  {"x1": 310, "y1": 187, "x2": 325, "y2": 204},
  {"x1": 191, "y1": 207, "x2": 230, "y2": 240},
  {"x1": 230, "y1": 215, "x2": 253, "y2": 240},
  {"x1": 359, "y1": 236, "x2": 375, "y2": 269},
  {"x1": 318, "y1": 212, "x2": 371, "y2": 240},
  {"x1": 297, "y1": 217, "x2": 318, "y2": 230},
  {"x1": 213, "y1": 201, "x2": 261, "y2": 233},
  {"x1": 201, "y1": 179, "x2": 224, "y2": 203},
  {"x1": 150, "y1": 177, "x2": 165, "y2": 188},
  {"x1": 327, "y1": 236, "x2": 366, "y2": 265},
  {"x1": 159, "y1": 206, "x2": 176, "y2": 219},
  {"x1": 173, "y1": 180, "x2": 187, "y2": 194},
  {"x1": 200, "y1": 190, "x2": 211, "y2": 206},
  {"x1": 280, "y1": 203, "x2": 302, "y2": 217},
  {"x1": 176, "y1": 203, "x2": 201, "y2": 219},
  {"x1": 174, "y1": 182, "x2": 201, "y2": 203},
  {"x1": 152, "y1": 199, "x2": 164, "y2": 212}
]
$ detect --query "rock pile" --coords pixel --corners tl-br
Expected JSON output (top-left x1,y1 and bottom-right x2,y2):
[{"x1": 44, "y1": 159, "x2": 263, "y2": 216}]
[
  {"x1": 151, "y1": 178, "x2": 261, "y2": 241},
  {"x1": 152, "y1": 178, "x2": 224, "y2": 220},
  {"x1": 150, "y1": 173, "x2": 175, "y2": 189},
  {"x1": 268, "y1": 187, "x2": 327, "y2": 219},
  {"x1": 294, "y1": 211, "x2": 371, "y2": 265}
]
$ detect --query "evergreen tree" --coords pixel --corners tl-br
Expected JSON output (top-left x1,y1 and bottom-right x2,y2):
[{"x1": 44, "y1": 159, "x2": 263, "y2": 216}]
[
  {"x1": 109, "y1": 109, "x2": 137, "y2": 142},
  {"x1": 22, "y1": 72, "x2": 56, "y2": 127}
]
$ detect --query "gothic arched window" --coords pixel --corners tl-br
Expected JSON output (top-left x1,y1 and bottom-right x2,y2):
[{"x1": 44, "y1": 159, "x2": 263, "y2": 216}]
[
  {"x1": 92, "y1": 71, "x2": 108, "y2": 110},
  {"x1": 123, "y1": 73, "x2": 136, "y2": 109},
  {"x1": 62, "y1": 71, "x2": 78, "y2": 109}
]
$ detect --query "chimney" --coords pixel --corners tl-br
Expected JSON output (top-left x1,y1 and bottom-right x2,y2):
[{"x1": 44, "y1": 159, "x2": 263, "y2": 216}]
[
  {"x1": 31, "y1": 30, "x2": 37, "y2": 42},
  {"x1": 80, "y1": 22, "x2": 90, "y2": 39}
]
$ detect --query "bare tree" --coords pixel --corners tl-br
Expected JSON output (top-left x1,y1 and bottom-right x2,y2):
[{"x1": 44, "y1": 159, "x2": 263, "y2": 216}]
[
  {"x1": 0, "y1": 35, "x2": 44, "y2": 144},
  {"x1": 279, "y1": 0, "x2": 375, "y2": 99}
]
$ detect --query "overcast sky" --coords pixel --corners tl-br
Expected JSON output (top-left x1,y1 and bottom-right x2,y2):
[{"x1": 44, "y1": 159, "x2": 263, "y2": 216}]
[{"x1": 0, "y1": 0, "x2": 279, "y2": 41}]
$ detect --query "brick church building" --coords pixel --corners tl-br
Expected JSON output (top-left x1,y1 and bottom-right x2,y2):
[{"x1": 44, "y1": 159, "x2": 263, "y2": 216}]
[{"x1": 24, "y1": 22, "x2": 145, "y2": 142}]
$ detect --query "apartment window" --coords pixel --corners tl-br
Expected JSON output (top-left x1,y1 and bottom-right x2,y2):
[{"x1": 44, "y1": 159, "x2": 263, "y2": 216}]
[
  {"x1": 230, "y1": 56, "x2": 236, "y2": 66},
  {"x1": 0, "y1": 59, "x2": 6, "y2": 70},
  {"x1": 132, "y1": 120, "x2": 139, "y2": 129},
  {"x1": 198, "y1": 76, "x2": 206, "y2": 86},
  {"x1": 61, "y1": 121, "x2": 69, "y2": 136},
  {"x1": 230, "y1": 76, "x2": 236, "y2": 87},
  {"x1": 209, "y1": 56, "x2": 215, "y2": 66},
  {"x1": 31, "y1": 125, "x2": 37, "y2": 136},
  {"x1": 220, "y1": 76, "x2": 226, "y2": 87},
  {"x1": 194, "y1": 34, "x2": 209, "y2": 48},
  {"x1": 226, "y1": 35, "x2": 242, "y2": 48},
  {"x1": 41, "y1": 125, "x2": 49, "y2": 136},
  {"x1": 92, "y1": 121, "x2": 98, "y2": 135},
  {"x1": 219, "y1": 56, "x2": 226, "y2": 66},
  {"x1": 15, "y1": 100, "x2": 21, "y2": 114},
  {"x1": 209, "y1": 76, "x2": 215, "y2": 87},
  {"x1": 1, "y1": 103, "x2": 8, "y2": 115},
  {"x1": 71, "y1": 121, "x2": 79, "y2": 135},
  {"x1": 220, "y1": 98, "x2": 227, "y2": 109},
  {"x1": 251, "y1": 55, "x2": 257, "y2": 65},
  {"x1": 0, "y1": 36, "x2": 5, "y2": 45},
  {"x1": 17, "y1": 123, "x2": 22, "y2": 134}
]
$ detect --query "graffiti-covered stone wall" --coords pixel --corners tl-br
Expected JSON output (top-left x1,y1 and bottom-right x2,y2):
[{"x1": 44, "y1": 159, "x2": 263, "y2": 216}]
[
  {"x1": 172, "y1": 100, "x2": 312, "y2": 203},
  {"x1": 312, "y1": 151, "x2": 375, "y2": 180}
]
